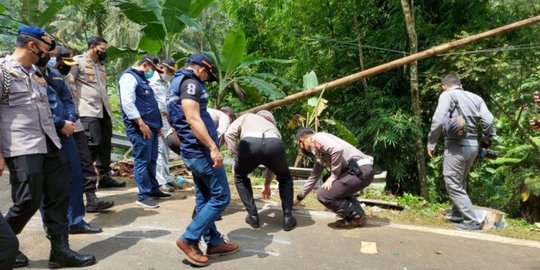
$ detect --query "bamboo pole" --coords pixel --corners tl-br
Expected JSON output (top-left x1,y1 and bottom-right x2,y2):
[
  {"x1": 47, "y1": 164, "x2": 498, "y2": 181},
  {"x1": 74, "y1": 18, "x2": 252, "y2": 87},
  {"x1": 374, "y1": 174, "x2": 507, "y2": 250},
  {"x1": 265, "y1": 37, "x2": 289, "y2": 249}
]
[{"x1": 242, "y1": 15, "x2": 540, "y2": 114}]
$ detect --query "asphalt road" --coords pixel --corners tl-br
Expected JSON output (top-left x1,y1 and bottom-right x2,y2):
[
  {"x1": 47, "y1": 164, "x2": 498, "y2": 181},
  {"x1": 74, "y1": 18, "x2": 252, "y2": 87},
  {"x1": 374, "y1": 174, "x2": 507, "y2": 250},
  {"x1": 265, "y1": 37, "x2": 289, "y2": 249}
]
[{"x1": 0, "y1": 173, "x2": 538, "y2": 270}]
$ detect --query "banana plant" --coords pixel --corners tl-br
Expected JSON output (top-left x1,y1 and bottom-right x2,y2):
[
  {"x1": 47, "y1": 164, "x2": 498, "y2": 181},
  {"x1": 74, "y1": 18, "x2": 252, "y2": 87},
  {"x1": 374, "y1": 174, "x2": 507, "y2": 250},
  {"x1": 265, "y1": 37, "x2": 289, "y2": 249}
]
[
  {"x1": 0, "y1": 0, "x2": 65, "y2": 35},
  {"x1": 179, "y1": 15, "x2": 294, "y2": 107},
  {"x1": 288, "y1": 71, "x2": 359, "y2": 166},
  {"x1": 110, "y1": 0, "x2": 213, "y2": 56}
]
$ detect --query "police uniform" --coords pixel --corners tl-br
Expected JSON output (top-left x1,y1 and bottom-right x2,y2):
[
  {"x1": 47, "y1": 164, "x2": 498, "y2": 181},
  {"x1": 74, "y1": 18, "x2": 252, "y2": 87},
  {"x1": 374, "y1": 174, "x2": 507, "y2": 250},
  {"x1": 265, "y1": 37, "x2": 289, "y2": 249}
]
[
  {"x1": 148, "y1": 71, "x2": 175, "y2": 187},
  {"x1": 224, "y1": 111, "x2": 296, "y2": 230},
  {"x1": 70, "y1": 52, "x2": 114, "y2": 178},
  {"x1": 0, "y1": 25, "x2": 95, "y2": 268},
  {"x1": 119, "y1": 64, "x2": 163, "y2": 204},
  {"x1": 0, "y1": 54, "x2": 70, "y2": 238},
  {"x1": 43, "y1": 66, "x2": 101, "y2": 233},
  {"x1": 298, "y1": 132, "x2": 374, "y2": 225}
]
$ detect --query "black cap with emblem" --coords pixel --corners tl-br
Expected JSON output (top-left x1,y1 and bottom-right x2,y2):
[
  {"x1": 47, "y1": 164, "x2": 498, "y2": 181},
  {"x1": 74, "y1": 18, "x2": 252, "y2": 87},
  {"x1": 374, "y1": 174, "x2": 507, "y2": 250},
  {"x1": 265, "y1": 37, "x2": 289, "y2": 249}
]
[
  {"x1": 18, "y1": 25, "x2": 56, "y2": 51},
  {"x1": 185, "y1": 53, "x2": 218, "y2": 82}
]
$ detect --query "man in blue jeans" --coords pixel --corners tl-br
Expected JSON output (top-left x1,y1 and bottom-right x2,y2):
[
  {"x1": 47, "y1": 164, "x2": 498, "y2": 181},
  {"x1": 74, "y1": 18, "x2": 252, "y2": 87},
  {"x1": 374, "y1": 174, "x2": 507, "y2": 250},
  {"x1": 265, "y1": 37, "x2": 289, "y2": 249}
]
[
  {"x1": 167, "y1": 53, "x2": 239, "y2": 267},
  {"x1": 119, "y1": 54, "x2": 171, "y2": 208}
]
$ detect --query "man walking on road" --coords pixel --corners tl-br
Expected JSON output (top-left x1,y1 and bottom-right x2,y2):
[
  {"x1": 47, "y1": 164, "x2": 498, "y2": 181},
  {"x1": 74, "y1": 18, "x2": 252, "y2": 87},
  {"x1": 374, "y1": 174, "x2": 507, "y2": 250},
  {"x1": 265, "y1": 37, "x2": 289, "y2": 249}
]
[
  {"x1": 427, "y1": 74, "x2": 495, "y2": 230},
  {"x1": 0, "y1": 25, "x2": 95, "y2": 269},
  {"x1": 167, "y1": 53, "x2": 238, "y2": 267},
  {"x1": 71, "y1": 36, "x2": 125, "y2": 188}
]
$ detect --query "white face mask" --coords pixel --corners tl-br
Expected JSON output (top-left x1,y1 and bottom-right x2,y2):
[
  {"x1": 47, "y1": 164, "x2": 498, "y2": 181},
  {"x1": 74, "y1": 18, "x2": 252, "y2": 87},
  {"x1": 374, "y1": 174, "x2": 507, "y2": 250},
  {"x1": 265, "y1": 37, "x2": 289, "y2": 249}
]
[{"x1": 161, "y1": 73, "x2": 173, "y2": 82}]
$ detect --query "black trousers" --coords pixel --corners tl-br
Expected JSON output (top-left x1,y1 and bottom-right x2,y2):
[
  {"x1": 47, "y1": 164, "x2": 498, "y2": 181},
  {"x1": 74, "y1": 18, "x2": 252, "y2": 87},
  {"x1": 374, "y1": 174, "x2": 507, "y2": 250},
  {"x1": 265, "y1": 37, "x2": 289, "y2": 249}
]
[
  {"x1": 234, "y1": 137, "x2": 294, "y2": 216},
  {"x1": 73, "y1": 131, "x2": 97, "y2": 193},
  {"x1": 80, "y1": 111, "x2": 113, "y2": 176},
  {"x1": 0, "y1": 212, "x2": 18, "y2": 269},
  {"x1": 5, "y1": 142, "x2": 70, "y2": 238},
  {"x1": 317, "y1": 164, "x2": 374, "y2": 213}
]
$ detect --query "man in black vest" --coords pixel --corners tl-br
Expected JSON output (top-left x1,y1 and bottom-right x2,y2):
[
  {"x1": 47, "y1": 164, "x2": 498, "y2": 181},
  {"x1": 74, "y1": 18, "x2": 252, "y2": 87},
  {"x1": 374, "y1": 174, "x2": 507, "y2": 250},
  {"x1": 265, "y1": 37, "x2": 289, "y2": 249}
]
[{"x1": 119, "y1": 54, "x2": 170, "y2": 209}]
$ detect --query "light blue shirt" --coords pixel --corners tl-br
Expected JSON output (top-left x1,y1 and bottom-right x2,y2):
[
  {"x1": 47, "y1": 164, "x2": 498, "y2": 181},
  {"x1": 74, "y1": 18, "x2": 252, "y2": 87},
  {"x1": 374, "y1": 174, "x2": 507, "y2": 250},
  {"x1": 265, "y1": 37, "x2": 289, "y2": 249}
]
[{"x1": 119, "y1": 73, "x2": 140, "y2": 119}]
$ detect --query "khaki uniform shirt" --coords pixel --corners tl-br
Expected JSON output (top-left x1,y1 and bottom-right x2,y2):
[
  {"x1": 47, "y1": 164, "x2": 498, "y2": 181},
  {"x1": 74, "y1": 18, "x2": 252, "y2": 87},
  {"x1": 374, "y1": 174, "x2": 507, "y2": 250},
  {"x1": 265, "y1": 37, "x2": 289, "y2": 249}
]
[
  {"x1": 70, "y1": 52, "x2": 111, "y2": 118},
  {"x1": 66, "y1": 74, "x2": 84, "y2": 132},
  {"x1": 208, "y1": 108, "x2": 230, "y2": 145},
  {"x1": 0, "y1": 56, "x2": 61, "y2": 158},
  {"x1": 299, "y1": 132, "x2": 372, "y2": 198},
  {"x1": 225, "y1": 113, "x2": 280, "y2": 157}
]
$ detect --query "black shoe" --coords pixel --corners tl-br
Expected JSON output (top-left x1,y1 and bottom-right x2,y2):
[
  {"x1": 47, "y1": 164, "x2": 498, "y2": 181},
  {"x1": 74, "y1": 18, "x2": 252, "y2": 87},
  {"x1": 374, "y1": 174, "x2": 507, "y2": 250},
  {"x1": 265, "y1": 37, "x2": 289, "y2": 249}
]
[
  {"x1": 150, "y1": 190, "x2": 172, "y2": 199},
  {"x1": 14, "y1": 251, "x2": 28, "y2": 268},
  {"x1": 49, "y1": 235, "x2": 96, "y2": 269},
  {"x1": 69, "y1": 223, "x2": 103, "y2": 234},
  {"x1": 98, "y1": 175, "x2": 126, "y2": 188},
  {"x1": 85, "y1": 191, "x2": 114, "y2": 213},
  {"x1": 283, "y1": 215, "x2": 297, "y2": 231},
  {"x1": 245, "y1": 215, "x2": 260, "y2": 229}
]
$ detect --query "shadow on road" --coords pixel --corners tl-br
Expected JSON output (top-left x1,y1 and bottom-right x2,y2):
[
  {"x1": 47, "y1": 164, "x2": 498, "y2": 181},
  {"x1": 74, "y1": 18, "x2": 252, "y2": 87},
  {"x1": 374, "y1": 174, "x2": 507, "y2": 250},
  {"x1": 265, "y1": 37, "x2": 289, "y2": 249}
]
[
  {"x1": 80, "y1": 229, "x2": 171, "y2": 261},
  {"x1": 89, "y1": 207, "x2": 159, "y2": 228}
]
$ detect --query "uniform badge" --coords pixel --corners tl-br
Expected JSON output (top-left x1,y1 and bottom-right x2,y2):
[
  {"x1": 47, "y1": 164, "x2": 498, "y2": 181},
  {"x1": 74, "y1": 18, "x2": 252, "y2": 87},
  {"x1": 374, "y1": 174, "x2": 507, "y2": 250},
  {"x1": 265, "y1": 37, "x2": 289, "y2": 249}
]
[
  {"x1": 88, "y1": 75, "x2": 94, "y2": 81},
  {"x1": 33, "y1": 74, "x2": 46, "y2": 85}
]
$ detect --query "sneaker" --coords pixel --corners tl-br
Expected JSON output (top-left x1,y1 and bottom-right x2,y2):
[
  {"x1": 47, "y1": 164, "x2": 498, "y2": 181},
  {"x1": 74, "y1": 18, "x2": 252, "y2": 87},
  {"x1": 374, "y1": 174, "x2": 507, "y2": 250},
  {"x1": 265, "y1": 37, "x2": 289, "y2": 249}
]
[
  {"x1": 452, "y1": 222, "x2": 482, "y2": 231},
  {"x1": 136, "y1": 197, "x2": 159, "y2": 208},
  {"x1": 206, "y1": 237, "x2": 239, "y2": 258},
  {"x1": 175, "y1": 238, "x2": 208, "y2": 267},
  {"x1": 150, "y1": 190, "x2": 172, "y2": 199}
]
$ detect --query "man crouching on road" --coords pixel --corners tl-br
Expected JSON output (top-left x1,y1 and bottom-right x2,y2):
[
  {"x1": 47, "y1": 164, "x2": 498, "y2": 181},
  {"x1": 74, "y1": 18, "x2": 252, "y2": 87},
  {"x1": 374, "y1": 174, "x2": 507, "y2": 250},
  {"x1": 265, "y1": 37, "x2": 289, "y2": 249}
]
[
  {"x1": 294, "y1": 128, "x2": 374, "y2": 228},
  {"x1": 167, "y1": 53, "x2": 239, "y2": 267}
]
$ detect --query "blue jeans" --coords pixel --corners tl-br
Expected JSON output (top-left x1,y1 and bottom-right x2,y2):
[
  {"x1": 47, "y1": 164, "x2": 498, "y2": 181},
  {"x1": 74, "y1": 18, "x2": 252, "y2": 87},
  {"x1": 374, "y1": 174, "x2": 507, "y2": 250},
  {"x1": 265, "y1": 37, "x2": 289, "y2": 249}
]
[
  {"x1": 128, "y1": 132, "x2": 160, "y2": 201},
  {"x1": 181, "y1": 156, "x2": 230, "y2": 246}
]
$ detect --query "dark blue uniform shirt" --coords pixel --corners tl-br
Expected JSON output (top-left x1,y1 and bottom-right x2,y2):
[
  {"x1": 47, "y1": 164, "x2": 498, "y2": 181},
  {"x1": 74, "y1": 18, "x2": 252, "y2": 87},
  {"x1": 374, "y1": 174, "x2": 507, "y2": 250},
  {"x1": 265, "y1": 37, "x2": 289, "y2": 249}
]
[{"x1": 166, "y1": 69, "x2": 218, "y2": 158}]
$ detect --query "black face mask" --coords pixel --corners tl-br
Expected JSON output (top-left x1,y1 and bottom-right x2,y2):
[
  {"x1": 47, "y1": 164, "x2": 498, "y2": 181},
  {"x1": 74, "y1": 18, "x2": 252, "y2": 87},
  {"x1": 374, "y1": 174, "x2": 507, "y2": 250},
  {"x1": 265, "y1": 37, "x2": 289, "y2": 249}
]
[
  {"x1": 301, "y1": 148, "x2": 313, "y2": 156},
  {"x1": 33, "y1": 46, "x2": 50, "y2": 67},
  {"x1": 97, "y1": 50, "x2": 107, "y2": 62},
  {"x1": 57, "y1": 64, "x2": 71, "y2": 75}
]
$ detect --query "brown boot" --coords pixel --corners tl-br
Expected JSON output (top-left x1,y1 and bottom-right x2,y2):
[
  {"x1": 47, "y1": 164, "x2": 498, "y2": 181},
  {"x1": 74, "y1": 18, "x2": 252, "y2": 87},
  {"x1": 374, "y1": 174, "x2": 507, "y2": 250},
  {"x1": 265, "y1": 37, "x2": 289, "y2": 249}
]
[
  {"x1": 206, "y1": 237, "x2": 239, "y2": 258},
  {"x1": 175, "y1": 238, "x2": 208, "y2": 266}
]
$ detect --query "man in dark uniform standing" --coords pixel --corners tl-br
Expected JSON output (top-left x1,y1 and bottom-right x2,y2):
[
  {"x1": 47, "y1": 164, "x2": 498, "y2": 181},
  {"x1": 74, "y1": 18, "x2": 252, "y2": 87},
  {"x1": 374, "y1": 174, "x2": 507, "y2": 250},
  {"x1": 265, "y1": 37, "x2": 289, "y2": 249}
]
[
  {"x1": 168, "y1": 54, "x2": 238, "y2": 267},
  {"x1": 0, "y1": 25, "x2": 95, "y2": 268},
  {"x1": 38, "y1": 46, "x2": 103, "y2": 234}
]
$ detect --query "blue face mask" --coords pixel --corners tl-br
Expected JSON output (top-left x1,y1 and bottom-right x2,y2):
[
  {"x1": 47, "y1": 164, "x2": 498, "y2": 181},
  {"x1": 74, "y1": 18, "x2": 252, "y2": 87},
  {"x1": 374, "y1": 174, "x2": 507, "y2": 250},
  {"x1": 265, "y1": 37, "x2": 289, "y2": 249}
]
[
  {"x1": 47, "y1": 57, "x2": 57, "y2": 69},
  {"x1": 145, "y1": 70, "x2": 155, "y2": 79}
]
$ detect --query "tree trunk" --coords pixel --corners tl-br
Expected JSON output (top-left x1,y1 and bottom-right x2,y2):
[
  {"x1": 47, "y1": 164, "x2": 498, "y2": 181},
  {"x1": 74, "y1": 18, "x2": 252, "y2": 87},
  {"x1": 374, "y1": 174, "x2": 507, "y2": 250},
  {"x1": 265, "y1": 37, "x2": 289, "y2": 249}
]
[
  {"x1": 401, "y1": 0, "x2": 428, "y2": 199},
  {"x1": 352, "y1": 4, "x2": 368, "y2": 92},
  {"x1": 241, "y1": 15, "x2": 540, "y2": 114}
]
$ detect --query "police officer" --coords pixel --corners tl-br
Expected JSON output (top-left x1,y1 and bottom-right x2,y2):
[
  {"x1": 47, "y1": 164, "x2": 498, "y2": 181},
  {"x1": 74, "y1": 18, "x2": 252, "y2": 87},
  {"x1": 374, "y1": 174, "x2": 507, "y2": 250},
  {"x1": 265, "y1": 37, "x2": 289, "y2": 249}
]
[
  {"x1": 294, "y1": 128, "x2": 374, "y2": 229},
  {"x1": 148, "y1": 58, "x2": 183, "y2": 192},
  {"x1": 0, "y1": 25, "x2": 95, "y2": 268},
  {"x1": 70, "y1": 36, "x2": 125, "y2": 188},
  {"x1": 119, "y1": 54, "x2": 170, "y2": 208},
  {"x1": 225, "y1": 110, "x2": 297, "y2": 231},
  {"x1": 37, "y1": 46, "x2": 103, "y2": 234},
  {"x1": 62, "y1": 47, "x2": 115, "y2": 213},
  {"x1": 168, "y1": 53, "x2": 238, "y2": 267}
]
